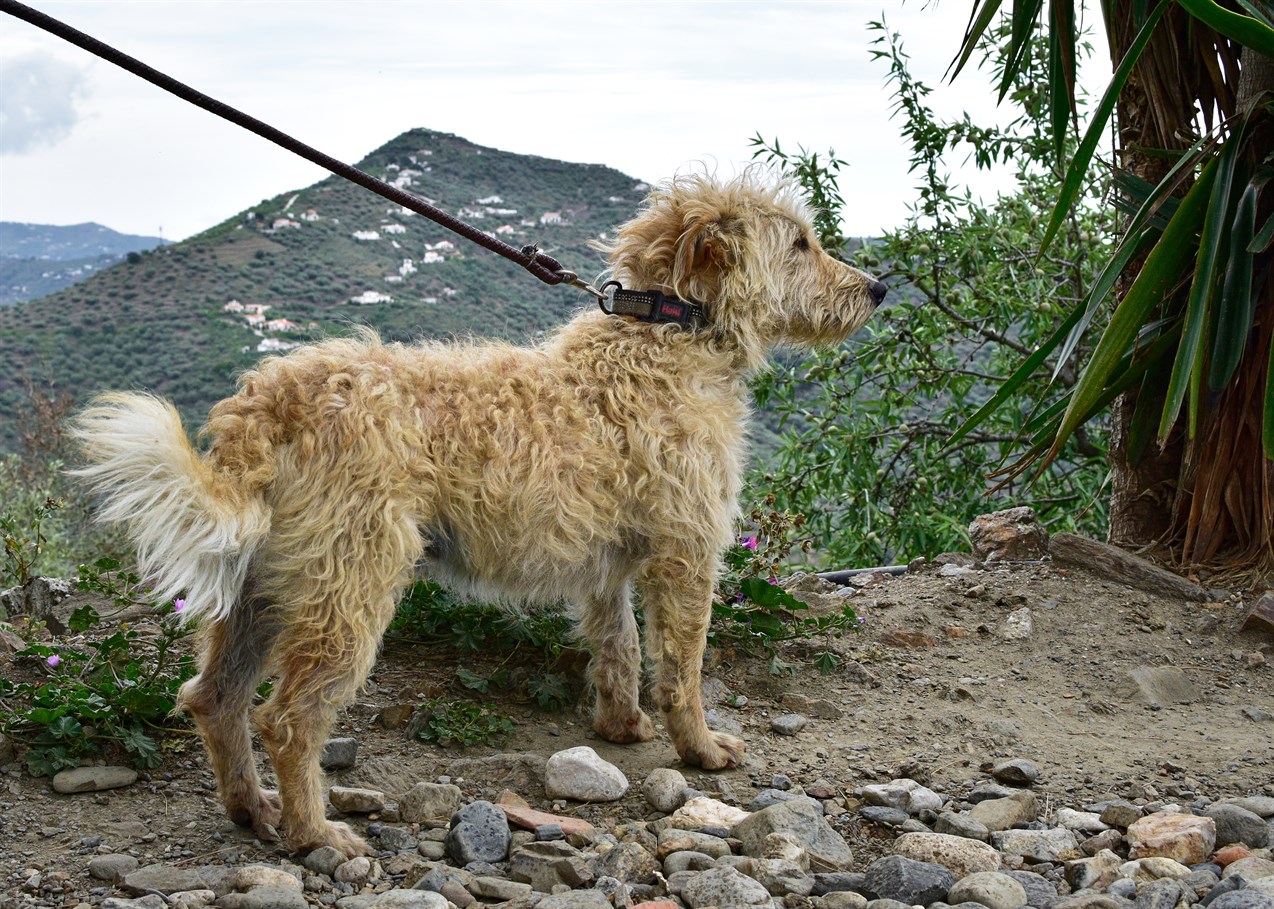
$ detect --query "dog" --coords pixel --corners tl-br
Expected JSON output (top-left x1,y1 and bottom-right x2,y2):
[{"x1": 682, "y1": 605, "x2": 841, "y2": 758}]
[{"x1": 71, "y1": 173, "x2": 886, "y2": 856}]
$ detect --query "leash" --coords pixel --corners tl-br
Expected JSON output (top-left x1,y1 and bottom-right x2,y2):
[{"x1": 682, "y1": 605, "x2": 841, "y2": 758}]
[{"x1": 1, "y1": 0, "x2": 616, "y2": 302}]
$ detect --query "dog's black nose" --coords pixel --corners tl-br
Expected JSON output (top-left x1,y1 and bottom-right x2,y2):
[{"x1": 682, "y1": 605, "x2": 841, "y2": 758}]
[{"x1": 868, "y1": 280, "x2": 888, "y2": 306}]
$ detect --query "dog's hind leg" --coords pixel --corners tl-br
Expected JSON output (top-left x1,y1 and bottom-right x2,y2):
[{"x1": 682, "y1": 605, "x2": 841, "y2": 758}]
[
  {"x1": 581, "y1": 584, "x2": 654, "y2": 744},
  {"x1": 177, "y1": 579, "x2": 282, "y2": 837},
  {"x1": 640, "y1": 557, "x2": 745, "y2": 770},
  {"x1": 252, "y1": 510, "x2": 421, "y2": 857}
]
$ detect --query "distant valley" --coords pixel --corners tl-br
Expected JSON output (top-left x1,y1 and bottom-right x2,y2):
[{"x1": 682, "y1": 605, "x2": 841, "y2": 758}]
[{"x1": 0, "y1": 222, "x2": 165, "y2": 306}]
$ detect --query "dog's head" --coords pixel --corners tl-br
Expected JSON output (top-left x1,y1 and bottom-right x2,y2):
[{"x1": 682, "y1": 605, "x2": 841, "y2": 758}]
[{"x1": 595, "y1": 173, "x2": 885, "y2": 364}]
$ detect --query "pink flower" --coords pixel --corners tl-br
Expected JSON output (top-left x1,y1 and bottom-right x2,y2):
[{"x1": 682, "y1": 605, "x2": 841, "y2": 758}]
[
  {"x1": 740, "y1": 536, "x2": 758, "y2": 551},
  {"x1": 173, "y1": 598, "x2": 185, "y2": 613},
  {"x1": 46, "y1": 654, "x2": 61, "y2": 668}
]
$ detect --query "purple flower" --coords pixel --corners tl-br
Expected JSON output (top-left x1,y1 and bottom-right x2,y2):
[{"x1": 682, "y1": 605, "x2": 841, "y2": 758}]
[
  {"x1": 740, "y1": 536, "x2": 758, "y2": 551},
  {"x1": 858, "y1": 616, "x2": 867, "y2": 624},
  {"x1": 173, "y1": 598, "x2": 186, "y2": 613},
  {"x1": 46, "y1": 654, "x2": 61, "y2": 668}
]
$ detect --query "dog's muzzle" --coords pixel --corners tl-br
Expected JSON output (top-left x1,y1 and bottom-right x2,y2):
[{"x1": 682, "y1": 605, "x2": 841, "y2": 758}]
[{"x1": 869, "y1": 280, "x2": 888, "y2": 307}]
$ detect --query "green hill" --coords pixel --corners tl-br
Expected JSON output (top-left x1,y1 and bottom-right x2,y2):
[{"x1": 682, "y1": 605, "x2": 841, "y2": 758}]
[{"x1": 0, "y1": 129, "x2": 645, "y2": 450}]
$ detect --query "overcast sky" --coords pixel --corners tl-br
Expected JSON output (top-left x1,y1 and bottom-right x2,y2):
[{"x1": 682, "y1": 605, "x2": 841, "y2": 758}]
[{"x1": 1, "y1": 1, "x2": 1110, "y2": 242}]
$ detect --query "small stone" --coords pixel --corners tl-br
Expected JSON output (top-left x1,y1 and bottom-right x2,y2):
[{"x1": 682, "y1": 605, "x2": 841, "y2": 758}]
[
  {"x1": 862, "y1": 855, "x2": 955, "y2": 905},
  {"x1": 861, "y1": 778, "x2": 944, "y2": 815},
  {"x1": 733, "y1": 796, "x2": 853, "y2": 871},
  {"x1": 545, "y1": 746, "x2": 629, "y2": 802},
  {"x1": 1099, "y1": 801, "x2": 1143, "y2": 829},
  {"x1": 998, "y1": 607, "x2": 1035, "y2": 641},
  {"x1": 1058, "y1": 808, "x2": 1110, "y2": 833},
  {"x1": 968, "y1": 506, "x2": 1048, "y2": 561},
  {"x1": 970, "y1": 790, "x2": 1039, "y2": 831},
  {"x1": 680, "y1": 865, "x2": 773, "y2": 907},
  {"x1": 234, "y1": 865, "x2": 302, "y2": 891},
  {"x1": 933, "y1": 811, "x2": 990, "y2": 842},
  {"x1": 643, "y1": 768, "x2": 690, "y2": 813},
  {"x1": 333, "y1": 856, "x2": 371, "y2": 885},
  {"x1": 1222, "y1": 856, "x2": 1274, "y2": 881},
  {"x1": 860, "y1": 806, "x2": 910, "y2": 827},
  {"x1": 88, "y1": 854, "x2": 140, "y2": 883},
  {"x1": 303, "y1": 846, "x2": 345, "y2": 878},
  {"x1": 1005, "y1": 869, "x2": 1060, "y2": 907},
  {"x1": 52, "y1": 766, "x2": 138, "y2": 793},
  {"x1": 1066, "y1": 849, "x2": 1125, "y2": 891},
  {"x1": 1128, "y1": 811, "x2": 1217, "y2": 865},
  {"x1": 821, "y1": 895, "x2": 869, "y2": 909},
  {"x1": 771, "y1": 713, "x2": 809, "y2": 736},
  {"x1": 657, "y1": 828, "x2": 732, "y2": 859},
  {"x1": 398, "y1": 782, "x2": 463, "y2": 824},
  {"x1": 1120, "y1": 857, "x2": 1193, "y2": 882},
  {"x1": 369, "y1": 892, "x2": 450, "y2": 909},
  {"x1": 947, "y1": 871, "x2": 1028, "y2": 909},
  {"x1": 377, "y1": 825, "x2": 419, "y2": 852},
  {"x1": 446, "y1": 800, "x2": 512, "y2": 864},
  {"x1": 535, "y1": 822, "x2": 564, "y2": 841},
  {"x1": 992, "y1": 758, "x2": 1040, "y2": 785},
  {"x1": 594, "y1": 840, "x2": 661, "y2": 885},
  {"x1": 469, "y1": 876, "x2": 532, "y2": 901},
  {"x1": 745, "y1": 856, "x2": 815, "y2": 896},
  {"x1": 994, "y1": 826, "x2": 1080, "y2": 863},
  {"x1": 1222, "y1": 797, "x2": 1274, "y2": 818},
  {"x1": 892, "y1": 831, "x2": 1002, "y2": 877},
  {"x1": 122, "y1": 865, "x2": 231, "y2": 896},
  {"x1": 1209, "y1": 893, "x2": 1274, "y2": 909},
  {"x1": 320, "y1": 737, "x2": 358, "y2": 771},
  {"x1": 669, "y1": 796, "x2": 750, "y2": 830},
  {"x1": 218, "y1": 886, "x2": 307, "y2": 909},
  {"x1": 328, "y1": 786, "x2": 385, "y2": 814},
  {"x1": 1205, "y1": 803, "x2": 1269, "y2": 848},
  {"x1": 1123, "y1": 667, "x2": 1200, "y2": 707}
]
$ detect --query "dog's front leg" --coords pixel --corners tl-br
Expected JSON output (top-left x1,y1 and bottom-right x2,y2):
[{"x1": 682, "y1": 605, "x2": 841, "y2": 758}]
[{"x1": 640, "y1": 557, "x2": 745, "y2": 770}]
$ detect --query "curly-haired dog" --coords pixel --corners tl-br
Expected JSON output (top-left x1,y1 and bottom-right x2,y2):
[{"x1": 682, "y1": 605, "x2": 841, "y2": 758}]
[{"x1": 72, "y1": 174, "x2": 886, "y2": 856}]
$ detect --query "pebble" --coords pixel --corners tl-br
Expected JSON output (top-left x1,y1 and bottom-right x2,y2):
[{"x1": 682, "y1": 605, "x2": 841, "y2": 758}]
[
  {"x1": 398, "y1": 782, "x2": 463, "y2": 823},
  {"x1": 328, "y1": 786, "x2": 385, "y2": 814},
  {"x1": 642, "y1": 767, "x2": 690, "y2": 813},
  {"x1": 545, "y1": 746, "x2": 629, "y2": 802},
  {"x1": 320, "y1": 736, "x2": 358, "y2": 770},
  {"x1": 51, "y1": 766, "x2": 139, "y2": 794},
  {"x1": 1128, "y1": 811, "x2": 1217, "y2": 864},
  {"x1": 1206, "y1": 803, "x2": 1270, "y2": 848},
  {"x1": 446, "y1": 800, "x2": 512, "y2": 864},
  {"x1": 893, "y1": 831, "x2": 1003, "y2": 877},
  {"x1": 991, "y1": 757, "x2": 1040, "y2": 785},
  {"x1": 87, "y1": 854, "x2": 140, "y2": 882},
  {"x1": 862, "y1": 854, "x2": 955, "y2": 905},
  {"x1": 770, "y1": 713, "x2": 809, "y2": 735},
  {"x1": 946, "y1": 870, "x2": 1028, "y2": 909},
  {"x1": 733, "y1": 795, "x2": 854, "y2": 870}
]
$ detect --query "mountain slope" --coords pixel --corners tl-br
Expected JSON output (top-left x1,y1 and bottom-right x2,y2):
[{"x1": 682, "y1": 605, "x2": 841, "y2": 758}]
[
  {"x1": 0, "y1": 129, "x2": 644, "y2": 450},
  {"x1": 0, "y1": 222, "x2": 166, "y2": 306}
]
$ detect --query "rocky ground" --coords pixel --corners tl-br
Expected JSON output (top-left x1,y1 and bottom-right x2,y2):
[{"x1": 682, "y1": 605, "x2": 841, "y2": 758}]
[{"x1": 1, "y1": 538, "x2": 1272, "y2": 909}]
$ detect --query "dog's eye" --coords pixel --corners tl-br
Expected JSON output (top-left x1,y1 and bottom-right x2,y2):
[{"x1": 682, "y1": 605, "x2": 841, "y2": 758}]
[{"x1": 795, "y1": 236, "x2": 811, "y2": 252}]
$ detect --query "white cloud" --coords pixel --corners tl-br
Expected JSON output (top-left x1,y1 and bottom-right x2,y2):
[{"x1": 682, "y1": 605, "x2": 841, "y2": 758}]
[{"x1": 0, "y1": 52, "x2": 88, "y2": 154}]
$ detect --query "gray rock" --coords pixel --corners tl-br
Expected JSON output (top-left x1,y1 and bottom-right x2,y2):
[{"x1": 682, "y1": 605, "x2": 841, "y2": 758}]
[
  {"x1": 749, "y1": 788, "x2": 820, "y2": 813},
  {"x1": 865, "y1": 900, "x2": 915, "y2": 909},
  {"x1": 680, "y1": 865, "x2": 774, "y2": 907},
  {"x1": 1123, "y1": 667, "x2": 1199, "y2": 707},
  {"x1": 744, "y1": 857, "x2": 814, "y2": 896},
  {"x1": 862, "y1": 778, "x2": 944, "y2": 814},
  {"x1": 508, "y1": 840, "x2": 587, "y2": 891},
  {"x1": 771, "y1": 713, "x2": 809, "y2": 736},
  {"x1": 88, "y1": 854, "x2": 140, "y2": 882},
  {"x1": 592, "y1": 840, "x2": 660, "y2": 885},
  {"x1": 705, "y1": 708, "x2": 744, "y2": 736},
  {"x1": 970, "y1": 790, "x2": 1039, "y2": 831},
  {"x1": 328, "y1": 786, "x2": 385, "y2": 814},
  {"x1": 232, "y1": 866, "x2": 303, "y2": 892},
  {"x1": 377, "y1": 826, "x2": 419, "y2": 852},
  {"x1": 992, "y1": 758, "x2": 1040, "y2": 785},
  {"x1": 644, "y1": 767, "x2": 691, "y2": 813},
  {"x1": 1066, "y1": 849, "x2": 1124, "y2": 891},
  {"x1": 1221, "y1": 797, "x2": 1274, "y2": 819},
  {"x1": 861, "y1": 806, "x2": 910, "y2": 827},
  {"x1": 968, "y1": 781, "x2": 1019, "y2": 803},
  {"x1": 1006, "y1": 869, "x2": 1060, "y2": 908},
  {"x1": 969, "y1": 506, "x2": 1048, "y2": 561},
  {"x1": 658, "y1": 827, "x2": 732, "y2": 859},
  {"x1": 663, "y1": 851, "x2": 718, "y2": 874},
  {"x1": 102, "y1": 899, "x2": 167, "y2": 909},
  {"x1": 333, "y1": 856, "x2": 371, "y2": 885},
  {"x1": 1099, "y1": 801, "x2": 1143, "y2": 829},
  {"x1": 1134, "y1": 879, "x2": 1187, "y2": 909},
  {"x1": 470, "y1": 876, "x2": 532, "y2": 901},
  {"x1": 1108, "y1": 879, "x2": 1139, "y2": 900},
  {"x1": 822, "y1": 894, "x2": 870, "y2": 909},
  {"x1": 544, "y1": 746, "x2": 629, "y2": 802},
  {"x1": 122, "y1": 864, "x2": 233, "y2": 897},
  {"x1": 934, "y1": 811, "x2": 991, "y2": 842},
  {"x1": 1224, "y1": 857, "x2": 1274, "y2": 881},
  {"x1": 219, "y1": 886, "x2": 308, "y2": 909},
  {"x1": 52, "y1": 765, "x2": 138, "y2": 793},
  {"x1": 446, "y1": 800, "x2": 511, "y2": 864},
  {"x1": 304, "y1": 846, "x2": 346, "y2": 878},
  {"x1": 1206, "y1": 804, "x2": 1270, "y2": 848},
  {"x1": 734, "y1": 796, "x2": 853, "y2": 870},
  {"x1": 1203, "y1": 876, "x2": 1247, "y2": 906},
  {"x1": 535, "y1": 890, "x2": 614, "y2": 908},
  {"x1": 398, "y1": 782, "x2": 463, "y2": 824},
  {"x1": 994, "y1": 827, "x2": 1080, "y2": 863},
  {"x1": 948, "y1": 871, "x2": 1029, "y2": 909},
  {"x1": 1208, "y1": 894, "x2": 1274, "y2": 909},
  {"x1": 813, "y1": 871, "x2": 869, "y2": 896},
  {"x1": 863, "y1": 855, "x2": 955, "y2": 905},
  {"x1": 367, "y1": 892, "x2": 449, "y2": 909},
  {"x1": 893, "y1": 831, "x2": 1003, "y2": 877},
  {"x1": 321, "y1": 737, "x2": 358, "y2": 771}
]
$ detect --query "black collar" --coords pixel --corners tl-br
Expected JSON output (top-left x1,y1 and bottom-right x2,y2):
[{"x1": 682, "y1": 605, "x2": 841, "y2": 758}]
[{"x1": 599, "y1": 281, "x2": 705, "y2": 330}]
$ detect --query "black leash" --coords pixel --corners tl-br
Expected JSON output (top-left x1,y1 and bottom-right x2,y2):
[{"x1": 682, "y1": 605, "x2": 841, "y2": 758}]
[{"x1": 0, "y1": 0, "x2": 602, "y2": 298}]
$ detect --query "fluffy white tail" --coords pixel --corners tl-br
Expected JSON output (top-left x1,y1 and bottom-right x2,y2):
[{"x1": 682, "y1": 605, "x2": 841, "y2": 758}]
[{"x1": 70, "y1": 393, "x2": 270, "y2": 625}]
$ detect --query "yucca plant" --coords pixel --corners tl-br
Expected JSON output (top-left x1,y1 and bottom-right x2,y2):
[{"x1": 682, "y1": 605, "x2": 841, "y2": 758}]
[{"x1": 948, "y1": 0, "x2": 1273, "y2": 573}]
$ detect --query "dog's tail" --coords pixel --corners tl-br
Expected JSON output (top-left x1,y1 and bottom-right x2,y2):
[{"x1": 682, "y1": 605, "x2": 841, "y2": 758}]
[{"x1": 70, "y1": 392, "x2": 271, "y2": 626}]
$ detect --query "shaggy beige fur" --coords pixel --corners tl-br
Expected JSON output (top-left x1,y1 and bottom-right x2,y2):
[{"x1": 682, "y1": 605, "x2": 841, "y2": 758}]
[{"x1": 72, "y1": 174, "x2": 884, "y2": 856}]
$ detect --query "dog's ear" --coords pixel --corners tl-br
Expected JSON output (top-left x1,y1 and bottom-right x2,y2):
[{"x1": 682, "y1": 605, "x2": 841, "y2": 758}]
[{"x1": 671, "y1": 210, "x2": 745, "y2": 300}]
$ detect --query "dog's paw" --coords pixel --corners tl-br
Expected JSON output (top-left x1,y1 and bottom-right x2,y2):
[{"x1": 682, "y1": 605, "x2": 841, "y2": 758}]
[
  {"x1": 593, "y1": 710, "x2": 656, "y2": 744},
  {"x1": 227, "y1": 787, "x2": 283, "y2": 831},
  {"x1": 295, "y1": 820, "x2": 373, "y2": 859},
  {"x1": 680, "y1": 731, "x2": 746, "y2": 770}
]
